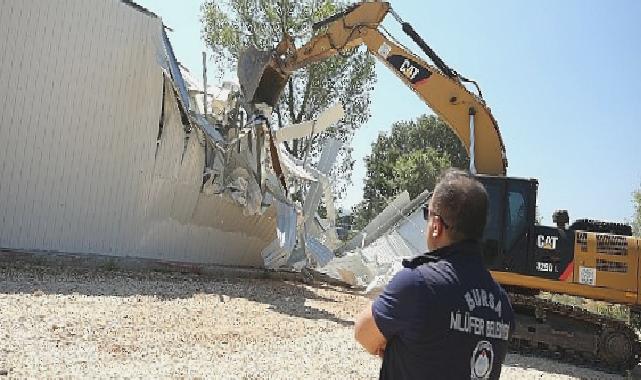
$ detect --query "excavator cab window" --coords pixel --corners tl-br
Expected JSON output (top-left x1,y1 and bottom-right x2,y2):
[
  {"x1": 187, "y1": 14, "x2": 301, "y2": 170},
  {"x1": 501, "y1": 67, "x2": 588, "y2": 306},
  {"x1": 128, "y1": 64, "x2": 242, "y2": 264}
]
[
  {"x1": 501, "y1": 179, "x2": 537, "y2": 273},
  {"x1": 477, "y1": 176, "x2": 537, "y2": 273},
  {"x1": 505, "y1": 189, "x2": 528, "y2": 250},
  {"x1": 482, "y1": 181, "x2": 504, "y2": 264}
]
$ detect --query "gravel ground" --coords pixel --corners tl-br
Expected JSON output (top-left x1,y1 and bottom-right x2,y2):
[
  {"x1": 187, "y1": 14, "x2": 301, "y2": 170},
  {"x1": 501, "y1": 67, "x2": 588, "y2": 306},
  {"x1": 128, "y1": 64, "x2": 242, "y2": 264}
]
[{"x1": 0, "y1": 261, "x2": 625, "y2": 379}]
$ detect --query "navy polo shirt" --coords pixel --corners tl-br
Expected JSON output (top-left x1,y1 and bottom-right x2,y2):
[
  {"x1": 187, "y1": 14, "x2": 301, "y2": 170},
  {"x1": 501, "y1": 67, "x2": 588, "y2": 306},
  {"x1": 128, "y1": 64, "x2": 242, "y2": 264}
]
[{"x1": 372, "y1": 240, "x2": 514, "y2": 380}]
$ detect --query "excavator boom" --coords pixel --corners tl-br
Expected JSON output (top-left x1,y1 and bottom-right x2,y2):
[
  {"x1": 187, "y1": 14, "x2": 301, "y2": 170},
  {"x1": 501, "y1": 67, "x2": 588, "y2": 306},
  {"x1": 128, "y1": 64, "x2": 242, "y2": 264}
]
[{"x1": 238, "y1": 1, "x2": 507, "y2": 175}]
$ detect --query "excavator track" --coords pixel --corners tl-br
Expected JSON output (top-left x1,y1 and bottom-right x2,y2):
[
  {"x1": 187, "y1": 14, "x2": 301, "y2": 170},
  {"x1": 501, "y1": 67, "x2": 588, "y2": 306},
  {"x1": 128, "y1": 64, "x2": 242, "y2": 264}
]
[{"x1": 508, "y1": 292, "x2": 641, "y2": 373}]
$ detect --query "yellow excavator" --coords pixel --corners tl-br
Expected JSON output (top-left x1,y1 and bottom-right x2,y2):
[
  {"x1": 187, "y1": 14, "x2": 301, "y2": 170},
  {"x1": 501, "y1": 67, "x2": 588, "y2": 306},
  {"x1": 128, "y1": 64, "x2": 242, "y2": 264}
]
[{"x1": 238, "y1": 1, "x2": 641, "y2": 371}]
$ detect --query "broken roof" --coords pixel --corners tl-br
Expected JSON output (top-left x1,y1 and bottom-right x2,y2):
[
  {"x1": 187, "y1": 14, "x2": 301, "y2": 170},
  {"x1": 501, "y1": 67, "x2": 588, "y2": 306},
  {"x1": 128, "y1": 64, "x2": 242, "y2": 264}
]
[{"x1": 119, "y1": 0, "x2": 159, "y2": 19}]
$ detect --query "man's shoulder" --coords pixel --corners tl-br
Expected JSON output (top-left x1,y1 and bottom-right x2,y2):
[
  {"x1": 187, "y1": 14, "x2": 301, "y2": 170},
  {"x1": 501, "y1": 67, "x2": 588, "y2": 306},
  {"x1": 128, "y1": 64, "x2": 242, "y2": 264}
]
[
  {"x1": 379, "y1": 266, "x2": 441, "y2": 307},
  {"x1": 388, "y1": 267, "x2": 427, "y2": 292},
  {"x1": 392, "y1": 262, "x2": 456, "y2": 289},
  {"x1": 373, "y1": 268, "x2": 431, "y2": 332},
  {"x1": 415, "y1": 257, "x2": 459, "y2": 287}
]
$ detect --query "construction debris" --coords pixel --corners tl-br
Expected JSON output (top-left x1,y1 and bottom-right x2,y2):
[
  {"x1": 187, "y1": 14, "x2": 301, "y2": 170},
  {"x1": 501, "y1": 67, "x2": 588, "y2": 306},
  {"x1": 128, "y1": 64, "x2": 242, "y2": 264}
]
[
  {"x1": 319, "y1": 190, "x2": 432, "y2": 293},
  {"x1": 208, "y1": 46, "x2": 436, "y2": 287}
]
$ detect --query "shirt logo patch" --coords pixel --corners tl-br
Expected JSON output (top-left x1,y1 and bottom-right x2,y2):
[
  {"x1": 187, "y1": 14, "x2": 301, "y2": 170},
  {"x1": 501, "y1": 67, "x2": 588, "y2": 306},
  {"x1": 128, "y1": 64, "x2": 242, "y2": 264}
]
[{"x1": 471, "y1": 340, "x2": 494, "y2": 380}]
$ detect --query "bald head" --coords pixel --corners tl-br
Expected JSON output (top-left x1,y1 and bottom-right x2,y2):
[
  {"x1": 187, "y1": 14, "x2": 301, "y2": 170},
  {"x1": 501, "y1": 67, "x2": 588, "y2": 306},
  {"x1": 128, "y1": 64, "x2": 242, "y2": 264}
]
[{"x1": 430, "y1": 169, "x2": 488, "y2": 241}]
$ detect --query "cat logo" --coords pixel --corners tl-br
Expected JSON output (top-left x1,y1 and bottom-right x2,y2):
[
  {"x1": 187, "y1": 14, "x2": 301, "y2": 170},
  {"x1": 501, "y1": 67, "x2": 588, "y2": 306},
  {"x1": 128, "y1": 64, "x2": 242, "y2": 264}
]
[
  {"x1": 470, "y1": 340, "x2": 494, "y2": 380},
  {"x1": 537, "y1": 235, "x2": 559, "y2": 250},
  {"x1": 386, "y1": 55, "x2": 431, "y2": 85},
  {"x1": 400, "y1": 59, "x2": 420, "y2": 81}
]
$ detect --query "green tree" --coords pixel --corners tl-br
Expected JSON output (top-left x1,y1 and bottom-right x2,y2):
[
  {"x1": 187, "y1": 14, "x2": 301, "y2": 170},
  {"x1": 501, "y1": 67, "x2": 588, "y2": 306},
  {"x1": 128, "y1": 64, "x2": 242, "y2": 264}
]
[
  {"x1": 352, "y1": 114, "x2": 469, "y2": 229},
  {"x1": 633, "y1": 184, "x2": 641, "y2": 237},
  {"x1": 393, "y1": 149, "x2": 451, "y2": 200},
  {"x1": 201, "y1": 0, "x2": 375, "y2": 199}
]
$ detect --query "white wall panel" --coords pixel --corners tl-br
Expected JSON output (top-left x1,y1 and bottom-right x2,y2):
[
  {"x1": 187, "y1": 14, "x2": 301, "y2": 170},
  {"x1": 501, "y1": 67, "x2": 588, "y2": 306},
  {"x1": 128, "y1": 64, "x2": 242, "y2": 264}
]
[{"x1": 0, "y1": 0, "x2": 276, "y2": 266}]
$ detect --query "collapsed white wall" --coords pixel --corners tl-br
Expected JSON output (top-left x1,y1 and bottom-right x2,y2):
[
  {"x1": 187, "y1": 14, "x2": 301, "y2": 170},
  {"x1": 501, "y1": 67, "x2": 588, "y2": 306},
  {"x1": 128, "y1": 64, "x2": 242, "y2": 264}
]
[
  {"x1": 0, "y1": 0, "x2": 276, "y2": 266},
  {"x1": 321, "y1": 190, "x2": 431, "y2": 289}
]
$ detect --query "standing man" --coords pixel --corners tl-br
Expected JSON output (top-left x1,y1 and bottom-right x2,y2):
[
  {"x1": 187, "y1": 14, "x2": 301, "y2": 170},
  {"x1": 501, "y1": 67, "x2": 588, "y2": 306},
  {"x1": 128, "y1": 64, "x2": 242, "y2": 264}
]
[{"x1": 355, "y1": 169, "x2": 514, "y2": 380}]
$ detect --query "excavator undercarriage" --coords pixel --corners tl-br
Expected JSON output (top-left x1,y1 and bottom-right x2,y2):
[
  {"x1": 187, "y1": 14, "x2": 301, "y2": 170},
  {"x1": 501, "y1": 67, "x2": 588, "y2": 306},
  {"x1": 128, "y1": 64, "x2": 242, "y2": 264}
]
[{"x1": 509, "y1": 291, "x2": 640, "y2": 372}]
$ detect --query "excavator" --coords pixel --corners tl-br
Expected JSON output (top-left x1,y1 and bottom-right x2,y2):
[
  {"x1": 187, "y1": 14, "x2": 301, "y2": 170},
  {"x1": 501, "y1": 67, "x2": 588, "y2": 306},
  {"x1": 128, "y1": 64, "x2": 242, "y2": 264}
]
[{"x1": 237, "y1": 1, "x2": 641, "y2": 371}]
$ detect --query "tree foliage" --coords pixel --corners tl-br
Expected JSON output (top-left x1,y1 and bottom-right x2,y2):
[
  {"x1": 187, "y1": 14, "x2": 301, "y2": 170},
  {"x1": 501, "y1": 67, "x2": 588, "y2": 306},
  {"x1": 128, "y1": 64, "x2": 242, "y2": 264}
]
[
  {"x1": 200, "y1": 0, "x2": 376, "y2": 199},
  {"x1": 352, "y1": 115, "x2": 469, "y2": 229},
  {"x1": 392, "y1": 149, "x2": 451, "y2": 201}
]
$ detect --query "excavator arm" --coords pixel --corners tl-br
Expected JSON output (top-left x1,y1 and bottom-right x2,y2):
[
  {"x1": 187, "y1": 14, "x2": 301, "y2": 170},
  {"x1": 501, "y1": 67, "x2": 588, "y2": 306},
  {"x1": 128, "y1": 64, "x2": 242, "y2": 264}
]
[{"x1": 239, "y1": 1, "x2": 507, "y2": 176}]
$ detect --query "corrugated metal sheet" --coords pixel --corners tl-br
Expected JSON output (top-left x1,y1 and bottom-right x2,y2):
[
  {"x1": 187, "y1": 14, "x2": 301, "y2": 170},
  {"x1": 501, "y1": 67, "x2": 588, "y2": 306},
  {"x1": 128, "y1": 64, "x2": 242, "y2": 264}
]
[
  {"x1": 160, "y1": 27, "x2": 190, "y2": 109},
  {"x1": 302, "y1": 138, "x2": 341, "y2": 219},
  {"x1": 321, "y1": 193, "x2": 428, "y2": 286},
  {"x1": 0, "y1": 0, "x2": 275, "y2": 266}
]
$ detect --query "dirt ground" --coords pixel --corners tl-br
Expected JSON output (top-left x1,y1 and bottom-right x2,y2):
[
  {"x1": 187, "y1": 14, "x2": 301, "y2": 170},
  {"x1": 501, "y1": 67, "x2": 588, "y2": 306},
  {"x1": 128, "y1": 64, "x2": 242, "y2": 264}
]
[{"x1": 0, "y1": 260, "x2": 624, "y2": 379}]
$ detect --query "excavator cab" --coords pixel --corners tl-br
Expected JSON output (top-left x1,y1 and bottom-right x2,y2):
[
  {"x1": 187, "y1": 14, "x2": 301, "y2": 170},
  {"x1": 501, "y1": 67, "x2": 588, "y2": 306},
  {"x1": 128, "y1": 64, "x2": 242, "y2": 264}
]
[
  {"x1": 477, "y1": 176, "x2": 539, "y2": 274},
  {"x1": 477, "y1": 175, "x2": 575, "y2": 282}
]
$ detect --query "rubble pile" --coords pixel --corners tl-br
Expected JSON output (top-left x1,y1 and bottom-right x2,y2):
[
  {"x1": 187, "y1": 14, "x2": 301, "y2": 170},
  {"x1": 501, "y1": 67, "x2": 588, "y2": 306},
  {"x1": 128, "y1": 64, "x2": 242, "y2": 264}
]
[{"x1": 182, "y1": 46, "x2": 434, "y2": 292}]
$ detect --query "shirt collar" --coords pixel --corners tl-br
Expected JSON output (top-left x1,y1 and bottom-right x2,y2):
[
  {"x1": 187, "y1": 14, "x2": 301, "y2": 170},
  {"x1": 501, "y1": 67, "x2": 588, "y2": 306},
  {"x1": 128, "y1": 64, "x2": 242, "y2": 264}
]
[
  {"x1": 428, "y1": 239, "x2": 482, "y2": 258},
  {"x1": 402, "y1": 239, "x2": 482, "y2": 269}
]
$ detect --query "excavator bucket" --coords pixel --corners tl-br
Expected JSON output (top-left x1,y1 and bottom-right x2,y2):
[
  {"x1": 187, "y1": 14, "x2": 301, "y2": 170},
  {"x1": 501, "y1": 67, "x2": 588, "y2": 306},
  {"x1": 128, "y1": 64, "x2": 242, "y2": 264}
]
[{"x1": 237, "y1": 46, "x2": 289, "y2": 107}]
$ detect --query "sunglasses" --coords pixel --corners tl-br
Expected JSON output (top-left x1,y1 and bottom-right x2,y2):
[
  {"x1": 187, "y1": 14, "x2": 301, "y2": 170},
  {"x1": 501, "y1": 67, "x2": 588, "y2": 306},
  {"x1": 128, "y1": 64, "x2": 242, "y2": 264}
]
[{"x1": 422, "y1": 204, "x2": 450, "y2": 229}]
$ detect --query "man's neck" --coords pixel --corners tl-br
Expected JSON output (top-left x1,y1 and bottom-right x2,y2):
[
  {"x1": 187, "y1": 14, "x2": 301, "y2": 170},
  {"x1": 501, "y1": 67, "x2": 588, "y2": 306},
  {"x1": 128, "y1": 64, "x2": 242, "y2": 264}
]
[
  {"x1": 431, "y1": 238, "x2": 478, "y2": 255},
  {"x1": 431, "y1": 236, "x2": 454, "y2": 252}
]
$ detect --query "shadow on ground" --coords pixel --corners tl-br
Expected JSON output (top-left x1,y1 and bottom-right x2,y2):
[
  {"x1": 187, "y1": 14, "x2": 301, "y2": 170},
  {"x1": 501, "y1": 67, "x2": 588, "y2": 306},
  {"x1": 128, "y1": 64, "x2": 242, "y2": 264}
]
[
  {"x1": 504, "y1": 353, "x2": 624, "y2": 379},
  {"x1": 0, "y1": 260, "x2": 356, "y2": 327}
]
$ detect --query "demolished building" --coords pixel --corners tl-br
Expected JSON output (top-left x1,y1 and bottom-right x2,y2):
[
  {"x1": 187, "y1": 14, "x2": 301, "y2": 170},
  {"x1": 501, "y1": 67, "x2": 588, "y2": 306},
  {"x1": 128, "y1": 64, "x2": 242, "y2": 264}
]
[
  {"x1": 0, "y1": 0, "x2": 341, "y2": 269},
  {"x1": 0, "y1": 0, "x2": 281, "y2": 266},
  {"x1": 321, "y1": 190, "x2": 431, "y2": 292},
  {"x1": 0, "y1": 0, "x2": 428, "y2": 285}
]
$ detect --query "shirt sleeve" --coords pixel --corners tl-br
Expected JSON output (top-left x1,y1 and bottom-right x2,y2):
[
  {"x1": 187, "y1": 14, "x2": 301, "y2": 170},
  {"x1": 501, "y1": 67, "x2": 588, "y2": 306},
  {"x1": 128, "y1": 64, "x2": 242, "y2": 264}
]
[{"x1": 372, "y1": 268, "x2": 426, "y2": 340}]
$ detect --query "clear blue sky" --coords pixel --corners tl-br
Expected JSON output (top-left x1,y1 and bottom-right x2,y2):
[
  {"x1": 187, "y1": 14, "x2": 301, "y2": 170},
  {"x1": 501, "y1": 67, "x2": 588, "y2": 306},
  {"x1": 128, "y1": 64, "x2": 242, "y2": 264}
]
[{"x1": 137, "y1": 0, "x2": 641, "y2": 225}]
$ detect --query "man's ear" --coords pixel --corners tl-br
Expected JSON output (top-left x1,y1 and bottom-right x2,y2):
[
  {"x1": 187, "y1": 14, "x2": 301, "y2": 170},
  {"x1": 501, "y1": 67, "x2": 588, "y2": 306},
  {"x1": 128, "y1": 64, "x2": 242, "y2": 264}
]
[{"x1": 432, "y1": 219, "x2": 439, "y2": 237}]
